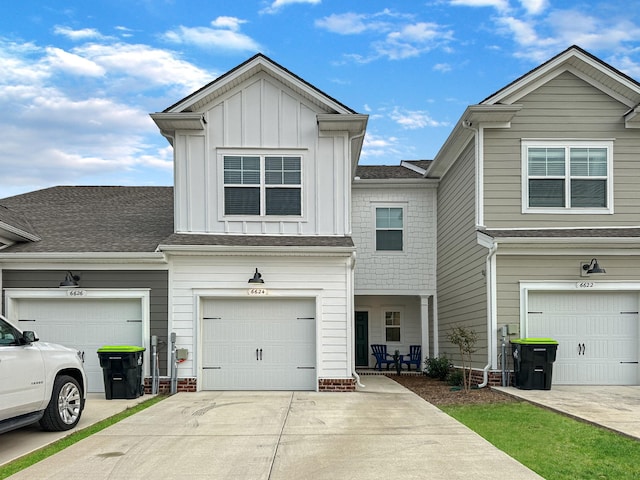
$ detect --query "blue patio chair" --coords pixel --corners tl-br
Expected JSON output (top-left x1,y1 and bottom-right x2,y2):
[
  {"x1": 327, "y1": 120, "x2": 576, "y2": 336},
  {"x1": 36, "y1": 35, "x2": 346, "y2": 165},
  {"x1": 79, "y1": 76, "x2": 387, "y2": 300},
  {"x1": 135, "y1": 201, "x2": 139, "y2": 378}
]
[
  {"x1": 401, "y1": 345, "x2": 422, "y2": 371},
  {"x1": 370, "y1": 344, "x2": 396, "y2": 371}
]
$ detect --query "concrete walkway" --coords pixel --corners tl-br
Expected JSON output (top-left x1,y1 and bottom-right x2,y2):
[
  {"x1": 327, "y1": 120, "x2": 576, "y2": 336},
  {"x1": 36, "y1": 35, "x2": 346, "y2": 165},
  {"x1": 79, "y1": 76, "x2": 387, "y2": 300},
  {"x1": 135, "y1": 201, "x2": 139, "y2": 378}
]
[
  {"x1": 5, "y1": 376, "x2": 542, "y2": 479},
  {"x1": 495, "y1": 385, "x2": 640, "y2": 441}
]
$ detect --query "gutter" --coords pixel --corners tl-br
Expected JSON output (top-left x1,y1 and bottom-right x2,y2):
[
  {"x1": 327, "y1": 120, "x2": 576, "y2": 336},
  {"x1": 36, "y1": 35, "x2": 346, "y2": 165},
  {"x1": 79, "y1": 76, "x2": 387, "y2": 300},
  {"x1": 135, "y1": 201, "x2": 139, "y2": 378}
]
[{"x1": 349, "y1": 251, "x2": 365, "y2": 388}]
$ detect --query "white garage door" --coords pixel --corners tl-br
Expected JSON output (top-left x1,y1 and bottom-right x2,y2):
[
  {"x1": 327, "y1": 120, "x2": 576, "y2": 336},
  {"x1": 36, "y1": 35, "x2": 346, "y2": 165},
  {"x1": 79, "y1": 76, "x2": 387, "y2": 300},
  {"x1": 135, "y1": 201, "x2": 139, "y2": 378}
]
[
  {"x1": 16, "y1": 298, "x2": 143, "y2": 393},
  {"x1": 201, "y1": 298, "x2": 316, "y2": 390},
  {"x1": 528, "y1": 291, "x2": 639, "y2": 385}
]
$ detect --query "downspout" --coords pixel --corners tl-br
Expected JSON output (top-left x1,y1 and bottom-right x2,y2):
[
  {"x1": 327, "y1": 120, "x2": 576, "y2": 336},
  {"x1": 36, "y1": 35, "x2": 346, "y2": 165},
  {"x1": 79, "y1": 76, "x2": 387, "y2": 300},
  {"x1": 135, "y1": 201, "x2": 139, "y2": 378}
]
[
  {"x1": 478, "y1": 241, "x2": 498, "y2": 388},
  {"x1": 349, "y1": 251, "x2": 365, "y2": 388}
]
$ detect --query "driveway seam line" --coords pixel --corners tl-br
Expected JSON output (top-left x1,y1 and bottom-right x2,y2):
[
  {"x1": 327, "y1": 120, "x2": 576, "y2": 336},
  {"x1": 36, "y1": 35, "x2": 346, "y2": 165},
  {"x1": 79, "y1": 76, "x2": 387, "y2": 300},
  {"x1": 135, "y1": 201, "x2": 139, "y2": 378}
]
[{"x1": 267, "y1": 391, "x2": 294, "y2": 479}]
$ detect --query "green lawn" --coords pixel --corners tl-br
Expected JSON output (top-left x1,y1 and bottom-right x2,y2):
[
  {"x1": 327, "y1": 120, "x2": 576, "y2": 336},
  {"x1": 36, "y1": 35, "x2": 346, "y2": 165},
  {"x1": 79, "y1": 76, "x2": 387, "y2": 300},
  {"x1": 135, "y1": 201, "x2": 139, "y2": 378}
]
[{"x1": 442, "y1": 402, "x2": 640, "y2": 480}]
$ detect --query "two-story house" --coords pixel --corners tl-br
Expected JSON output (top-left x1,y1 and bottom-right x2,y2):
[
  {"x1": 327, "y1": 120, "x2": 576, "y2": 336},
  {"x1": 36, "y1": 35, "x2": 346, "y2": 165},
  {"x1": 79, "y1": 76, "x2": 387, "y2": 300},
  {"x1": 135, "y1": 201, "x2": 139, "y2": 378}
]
[
  {"x1": 1, "y1": 46, "x2": 639, "y2": 391},
  {"x1": 428, "y1": 45, "x2": 640, "y2": 386}
]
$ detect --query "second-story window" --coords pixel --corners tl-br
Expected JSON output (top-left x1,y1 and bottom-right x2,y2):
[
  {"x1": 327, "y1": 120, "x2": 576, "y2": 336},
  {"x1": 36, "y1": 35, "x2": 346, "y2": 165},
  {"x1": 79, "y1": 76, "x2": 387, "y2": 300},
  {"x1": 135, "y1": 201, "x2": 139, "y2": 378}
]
[
  {"x1": 523, "y1": 140, "x2": 613, "y2": 213},
  {"x1": 375, "y1": 207, "x2": 403, "y2": 251},
  {"x1": 224, "y1": 155, "x2": 301, "y2": 216}
]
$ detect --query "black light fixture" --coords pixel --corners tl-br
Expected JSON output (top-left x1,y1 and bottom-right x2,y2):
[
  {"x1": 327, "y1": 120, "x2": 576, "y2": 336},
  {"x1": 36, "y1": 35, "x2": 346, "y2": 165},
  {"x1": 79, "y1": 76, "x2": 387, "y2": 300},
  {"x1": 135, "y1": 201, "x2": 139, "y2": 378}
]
[
  {"x1": 582, "y1": 258, "x2": 606, "y2": 275},
  {"x1": 59, "y1": 271, "x2": 80, "y2": 287},
  {"x1": 248, "y1": 268, "x2": 264, "y2": 284}
]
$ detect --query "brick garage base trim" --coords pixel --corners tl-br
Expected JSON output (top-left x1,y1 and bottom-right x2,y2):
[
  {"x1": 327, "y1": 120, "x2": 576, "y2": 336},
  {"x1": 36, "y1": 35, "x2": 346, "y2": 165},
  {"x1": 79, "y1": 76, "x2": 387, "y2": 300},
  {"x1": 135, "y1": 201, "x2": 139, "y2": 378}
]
[
  {"x1": 318, "y1": 378, "x2": 356, "y2": 392},
  {"x1": 144, "y1": 377, "x2": 197, "y2": 393},
  {"x1": 465, "y1": 368, "x2": 507, "y2": 387}
]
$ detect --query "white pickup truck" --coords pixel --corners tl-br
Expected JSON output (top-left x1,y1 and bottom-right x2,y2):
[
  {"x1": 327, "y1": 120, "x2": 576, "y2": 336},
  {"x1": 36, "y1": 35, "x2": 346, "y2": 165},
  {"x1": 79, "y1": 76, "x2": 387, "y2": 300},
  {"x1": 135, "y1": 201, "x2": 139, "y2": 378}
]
[{"x1": 0, "y1": 314, "x2": 87, "y2": 434}]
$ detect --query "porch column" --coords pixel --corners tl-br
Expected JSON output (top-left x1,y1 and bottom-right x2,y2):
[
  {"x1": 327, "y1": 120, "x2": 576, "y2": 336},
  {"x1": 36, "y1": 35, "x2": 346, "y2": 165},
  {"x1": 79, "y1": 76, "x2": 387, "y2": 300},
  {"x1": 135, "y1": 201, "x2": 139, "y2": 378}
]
[{"x1": 420, "y1": 295, "x2": 430, "y2": 369}]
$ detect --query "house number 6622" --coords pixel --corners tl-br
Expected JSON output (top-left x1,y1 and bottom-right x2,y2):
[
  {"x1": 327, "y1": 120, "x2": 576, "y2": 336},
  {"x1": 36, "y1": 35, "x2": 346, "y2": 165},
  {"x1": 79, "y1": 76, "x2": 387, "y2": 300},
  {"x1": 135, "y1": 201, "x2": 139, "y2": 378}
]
[{"x1": 577, "y1": 282, "x2": 595, "y2": 288}]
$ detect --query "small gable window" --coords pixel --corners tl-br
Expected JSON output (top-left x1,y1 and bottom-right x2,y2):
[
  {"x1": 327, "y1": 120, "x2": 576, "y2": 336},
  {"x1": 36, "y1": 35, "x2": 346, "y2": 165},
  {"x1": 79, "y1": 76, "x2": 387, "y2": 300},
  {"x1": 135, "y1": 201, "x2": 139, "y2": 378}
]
[
  {"x1": 522, "y1": 140, "x2": 613, "y2": 214},
  {"x1": 224, "y1": 155, "x2": 302, "y2": 216}
]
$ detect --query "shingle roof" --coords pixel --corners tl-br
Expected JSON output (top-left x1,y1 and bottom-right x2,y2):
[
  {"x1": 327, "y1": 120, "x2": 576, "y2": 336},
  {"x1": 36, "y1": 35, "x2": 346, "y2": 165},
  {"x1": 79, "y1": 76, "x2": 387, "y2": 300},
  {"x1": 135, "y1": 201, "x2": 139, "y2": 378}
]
[
  {"x1": 161, "y1": 233, "x2": 354, "y2": 248},
  {"x1": 0, "y1": 186, "x2": 174, "y2": 253},
  {"x1": 355, "y1": 165, "x2": 425, "y2": 179},
  {"x1": 0, "y1": 186, "x2": 355, "y2": 254},
  {"x1": 483, "y1": 228, "x2": 640, "y2": 239},
  {"x1": 0, "y1": 204, "x2": 40, "y2": 239}
]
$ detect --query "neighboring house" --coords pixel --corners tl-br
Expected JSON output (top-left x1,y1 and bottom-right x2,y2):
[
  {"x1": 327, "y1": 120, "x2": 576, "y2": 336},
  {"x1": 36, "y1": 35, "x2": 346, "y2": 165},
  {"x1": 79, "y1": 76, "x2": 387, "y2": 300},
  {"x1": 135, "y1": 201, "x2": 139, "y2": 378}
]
[
  {"x1": 352, "y1": 162, "x2": 437, "y2": 369},
  {"x1": 1, "y1": 46, "x2": 639, "y2": 391},
  {"x1": 427, "y1": 45, "x2": 640, "y2": 386}
]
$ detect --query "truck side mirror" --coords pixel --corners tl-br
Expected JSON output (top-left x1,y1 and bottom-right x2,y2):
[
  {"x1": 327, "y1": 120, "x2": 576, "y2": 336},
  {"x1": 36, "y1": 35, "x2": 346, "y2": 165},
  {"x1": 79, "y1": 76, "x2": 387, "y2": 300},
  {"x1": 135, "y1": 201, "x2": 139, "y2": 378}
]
[{"x1": 21, "y1": 331, "x2": 38, "y2": 344}]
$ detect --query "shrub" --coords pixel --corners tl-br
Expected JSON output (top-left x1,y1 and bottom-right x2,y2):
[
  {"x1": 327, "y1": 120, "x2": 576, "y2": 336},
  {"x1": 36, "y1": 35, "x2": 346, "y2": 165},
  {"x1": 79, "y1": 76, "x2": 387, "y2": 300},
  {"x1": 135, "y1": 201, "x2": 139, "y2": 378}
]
[
  {"x1": 424, "y1": 355, "x2": 450, "y2": 381},
  {"x1": 447, "y1": 369, "x2": 464, "y2": 387}
]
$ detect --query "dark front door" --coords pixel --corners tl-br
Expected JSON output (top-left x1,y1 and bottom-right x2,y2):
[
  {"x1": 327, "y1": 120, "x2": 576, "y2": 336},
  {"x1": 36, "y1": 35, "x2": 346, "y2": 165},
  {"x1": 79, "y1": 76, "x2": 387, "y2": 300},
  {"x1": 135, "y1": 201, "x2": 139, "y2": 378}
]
[{"x1": 355, "y1": 311, "x2": 369, "y2": 367}]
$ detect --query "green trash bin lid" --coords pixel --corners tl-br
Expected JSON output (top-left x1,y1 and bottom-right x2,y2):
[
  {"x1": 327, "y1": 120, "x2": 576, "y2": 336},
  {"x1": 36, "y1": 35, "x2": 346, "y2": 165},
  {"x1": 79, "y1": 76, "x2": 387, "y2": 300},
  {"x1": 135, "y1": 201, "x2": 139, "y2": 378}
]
[
  {"x1": 97, "y1": 345, "x2": 146, "y2": 353},
  {"x1": 511, "y1": 338, "x2": 558, "y2": 345}
]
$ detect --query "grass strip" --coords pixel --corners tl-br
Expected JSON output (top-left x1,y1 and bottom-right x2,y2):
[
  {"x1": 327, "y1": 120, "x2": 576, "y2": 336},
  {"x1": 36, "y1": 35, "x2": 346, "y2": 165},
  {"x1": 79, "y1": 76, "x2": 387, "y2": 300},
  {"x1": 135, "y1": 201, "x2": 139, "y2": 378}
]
[
  {"x1": 0, "y1": 394, "x2": 167, "y2": 479},
  {"x1": 442, "y1": 402, "x2": 640, "y2": 480}
]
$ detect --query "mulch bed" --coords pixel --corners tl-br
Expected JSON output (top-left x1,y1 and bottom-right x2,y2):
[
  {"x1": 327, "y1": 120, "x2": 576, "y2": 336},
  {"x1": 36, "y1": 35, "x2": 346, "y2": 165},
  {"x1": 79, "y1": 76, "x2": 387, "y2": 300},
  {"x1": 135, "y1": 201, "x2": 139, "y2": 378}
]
[{"x1": 388, "y1": 374, "x2": 518, "y2": 407}]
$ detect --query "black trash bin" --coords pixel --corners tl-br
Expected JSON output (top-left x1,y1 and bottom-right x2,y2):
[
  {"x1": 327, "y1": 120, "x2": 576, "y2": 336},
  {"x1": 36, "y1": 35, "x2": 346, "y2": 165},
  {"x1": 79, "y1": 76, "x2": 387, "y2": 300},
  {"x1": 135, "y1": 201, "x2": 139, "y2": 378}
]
[
  {"x1": 511, "y1": 338, "x2": 558, "y2": 390},
  {"x1": 97, "y1": 346, "x2": 145, "y2": 399}
]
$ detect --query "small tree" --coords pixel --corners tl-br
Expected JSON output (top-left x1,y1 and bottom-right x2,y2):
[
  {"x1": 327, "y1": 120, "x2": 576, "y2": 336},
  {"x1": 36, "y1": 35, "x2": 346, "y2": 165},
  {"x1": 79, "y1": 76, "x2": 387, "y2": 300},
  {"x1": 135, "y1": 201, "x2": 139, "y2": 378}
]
[{"x1": 448, "y1": 326, "x2": 478, "y2": 392}]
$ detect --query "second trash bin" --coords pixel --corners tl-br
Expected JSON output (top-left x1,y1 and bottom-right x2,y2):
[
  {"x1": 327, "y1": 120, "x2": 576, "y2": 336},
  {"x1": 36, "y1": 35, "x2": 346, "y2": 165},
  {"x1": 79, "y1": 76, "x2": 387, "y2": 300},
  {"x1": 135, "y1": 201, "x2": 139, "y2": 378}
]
[
  {"x1": 97, "y1": 345, "x2": 145, "y2": 399},
  {"x1": 511, "y1": 338, "x2": 558, "y2": 390}
]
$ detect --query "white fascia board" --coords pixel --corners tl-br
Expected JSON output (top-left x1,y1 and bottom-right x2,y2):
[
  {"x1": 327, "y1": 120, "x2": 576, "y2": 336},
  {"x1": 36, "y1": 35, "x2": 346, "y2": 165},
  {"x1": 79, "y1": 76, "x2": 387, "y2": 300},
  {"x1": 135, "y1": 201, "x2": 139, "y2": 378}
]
[
  {"x1": 352, "y1": 178, "x2": 438, "y2": 188},
  {"x1": 158, "y1": 244, "x2": 355, "y2": 256},
  {"x1": 0, "y1": 222, "x2": 41, "y2": 242},
  {"x1": 0, "y1": 252, "x2": 168, "y2": 264}
]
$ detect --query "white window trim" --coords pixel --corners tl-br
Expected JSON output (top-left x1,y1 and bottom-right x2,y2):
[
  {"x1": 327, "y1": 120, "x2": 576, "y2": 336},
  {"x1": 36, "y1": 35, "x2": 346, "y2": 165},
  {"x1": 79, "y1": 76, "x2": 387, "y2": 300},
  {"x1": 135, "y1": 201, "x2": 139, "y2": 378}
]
[
  {"x1": 383, "y1": 308, "x2": 403, "y2": 344},
  {"x1": 521, "y1": 139, "x2": 614, "y2": 214},
  {"x1": 372, "y1": 203, "x2": 406, "y2": 254},
  {"x1": 218, "y1": 150, "x2": 305, "y2": 221}
]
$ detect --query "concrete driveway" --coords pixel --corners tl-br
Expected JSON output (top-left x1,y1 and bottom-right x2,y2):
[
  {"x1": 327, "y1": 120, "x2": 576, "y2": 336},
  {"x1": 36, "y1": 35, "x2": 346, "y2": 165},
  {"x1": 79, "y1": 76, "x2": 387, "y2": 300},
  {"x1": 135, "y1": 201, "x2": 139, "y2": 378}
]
[{"x1": 5, "y1": 376, "x2": 542, "y2": 480}]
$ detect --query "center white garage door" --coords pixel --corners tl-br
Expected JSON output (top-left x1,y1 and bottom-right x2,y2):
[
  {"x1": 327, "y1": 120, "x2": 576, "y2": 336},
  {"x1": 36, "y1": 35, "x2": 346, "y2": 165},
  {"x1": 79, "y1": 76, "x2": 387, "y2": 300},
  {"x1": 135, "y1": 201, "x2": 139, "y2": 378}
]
[
  {"x1": 16, "y1": 298, "x2": 143, "y2": 393},
  {"x1": 528, "y1": 291, "x2": 639, "y2": 385},
  {"x1": 201, "y1": 298, "x2": 316, "y2": 390}
]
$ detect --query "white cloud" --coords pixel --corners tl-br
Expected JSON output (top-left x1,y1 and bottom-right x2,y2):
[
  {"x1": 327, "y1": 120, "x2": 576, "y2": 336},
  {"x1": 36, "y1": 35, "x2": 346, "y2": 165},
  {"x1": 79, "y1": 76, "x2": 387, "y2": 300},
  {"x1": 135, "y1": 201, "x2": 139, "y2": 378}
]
[
  {"x1": 375, "y1": 22, "x2": 454, "y2": 60},
  {"x1": 433, "y1": 63, "x2": 452, "y2": 72},
  {"x1": 262, "y1": 0, "x2": 321, "y2": 14},
  {"x1": 45, "y1": 47, "x2": 105, "y2": 77},
  {"x1": 315, "y1": 13, "x2": 382, "y2": 34},
  {"x1": 53, "y1": 26, "x2": 105, "y2": 41},
  {"x1": 450, "y1": 0, "x2": 510, "y2": 12},
  {"x1": 73, "y1": 43, "x2": 213, "y2": 92},
  {"x1": 162, "y1": 17, "x2": 261, "y2": 52},
  {"x1": 390, "y1": 107, "x2": 448, "y2": 129},
  {"x1": 360, "y1": 133, "x2": 402, "y2": 159},
  {"x1": 519, "y1": 0, "x2": 548, "y2": 15}
]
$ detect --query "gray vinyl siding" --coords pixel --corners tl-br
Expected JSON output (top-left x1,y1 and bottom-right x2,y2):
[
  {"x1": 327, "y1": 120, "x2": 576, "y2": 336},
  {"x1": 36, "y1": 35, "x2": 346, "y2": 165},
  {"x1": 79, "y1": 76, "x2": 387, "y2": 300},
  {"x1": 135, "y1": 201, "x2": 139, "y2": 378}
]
[
  {"x1": 484, "y1": 71, "x2": 640, "y2": 227},
  {"x1": 1, "y1": 270, "x2": 169, "y2": 373},
  {"x1": 437, "y1": 142, "x2": 489, "y2": 368},
  {"x1": 496, "y1": 254, "x2": 640, "y2": 330}
]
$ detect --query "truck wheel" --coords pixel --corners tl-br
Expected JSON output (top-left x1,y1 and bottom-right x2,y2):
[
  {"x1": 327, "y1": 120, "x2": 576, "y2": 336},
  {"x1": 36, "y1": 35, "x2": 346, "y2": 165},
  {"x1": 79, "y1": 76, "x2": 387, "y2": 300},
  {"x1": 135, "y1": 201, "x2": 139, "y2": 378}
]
[{"x1": 39, "y1": 375, "x2": 82, "y2": 431}]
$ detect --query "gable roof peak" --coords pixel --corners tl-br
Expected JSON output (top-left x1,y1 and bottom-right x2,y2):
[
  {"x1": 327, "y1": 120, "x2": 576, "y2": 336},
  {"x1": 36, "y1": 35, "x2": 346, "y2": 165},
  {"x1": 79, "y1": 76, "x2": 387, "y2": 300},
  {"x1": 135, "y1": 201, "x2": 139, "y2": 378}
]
[
  {"x1": 161, "y1": 52, "x2": 356, "y2": 115},
  {"x1": 481, "y1": 45, "x2": 640, "y2": 107}
]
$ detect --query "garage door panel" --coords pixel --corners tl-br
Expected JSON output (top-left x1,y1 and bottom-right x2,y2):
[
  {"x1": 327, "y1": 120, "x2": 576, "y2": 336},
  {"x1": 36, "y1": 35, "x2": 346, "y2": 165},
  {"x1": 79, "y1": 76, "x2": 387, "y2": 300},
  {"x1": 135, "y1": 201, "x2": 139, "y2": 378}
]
[
  {"x1": 16, "y1": 298, "x2": 142, "y2": 393},
  {"x1": 202, "y1": 298, "x2": 316, "y2": 390},
  {"x1": 528, "y1": 291, "x2": 638, "y2": 385}
]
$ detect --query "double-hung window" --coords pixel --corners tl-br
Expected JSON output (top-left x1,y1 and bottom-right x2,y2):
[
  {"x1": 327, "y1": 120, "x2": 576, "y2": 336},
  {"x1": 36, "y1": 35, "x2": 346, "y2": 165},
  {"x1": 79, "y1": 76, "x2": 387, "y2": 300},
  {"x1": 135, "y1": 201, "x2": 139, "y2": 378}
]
[
  {"x1": 385, "y1": 311, "x2": 401, "y2": 342},
  {"x1": 523, "y1": 140, "x2": 613, "y2": 213},
  {"x1": 224, "y1": 155, "x2": 302, "y2": 216},
  {"x1": 375, "y1": 207, "x2": 403, "y2": 251}
]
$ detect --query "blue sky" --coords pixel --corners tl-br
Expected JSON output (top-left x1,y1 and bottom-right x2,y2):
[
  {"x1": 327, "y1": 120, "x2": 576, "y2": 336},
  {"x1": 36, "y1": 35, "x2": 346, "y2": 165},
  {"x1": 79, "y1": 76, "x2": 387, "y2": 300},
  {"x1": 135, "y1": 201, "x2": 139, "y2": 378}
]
[{"x1": 2, "y1": 0, "x2": 640, "y2": 197}]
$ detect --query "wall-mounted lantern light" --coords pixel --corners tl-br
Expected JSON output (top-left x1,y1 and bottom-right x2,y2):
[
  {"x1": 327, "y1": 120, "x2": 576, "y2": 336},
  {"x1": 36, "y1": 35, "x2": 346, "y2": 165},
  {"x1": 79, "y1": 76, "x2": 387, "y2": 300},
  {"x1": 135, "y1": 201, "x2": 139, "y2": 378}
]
[
  {"x1": 59, "y1": 271, "x2": 80, "y2": 287},
  {"x1": 248, "y1": 268, "x2": 264, "y2": 284},
  {"x1": 582, "y1": 258, "x2": 606, "y2": 275}
]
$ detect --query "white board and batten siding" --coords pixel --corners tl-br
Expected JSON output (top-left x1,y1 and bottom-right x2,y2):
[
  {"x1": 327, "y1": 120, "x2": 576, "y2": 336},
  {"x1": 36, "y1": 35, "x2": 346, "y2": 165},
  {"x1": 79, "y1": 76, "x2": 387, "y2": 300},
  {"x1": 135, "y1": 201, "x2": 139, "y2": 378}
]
[
  {"x1": 525, "y1": 289, "x2": 639, "y2": 385},
  {"x1": 173, "y1": 72, "x2": 351, "y2": 237},
  {"x1": 169, "y1": 255, "x2": 352, "y2": 391}
]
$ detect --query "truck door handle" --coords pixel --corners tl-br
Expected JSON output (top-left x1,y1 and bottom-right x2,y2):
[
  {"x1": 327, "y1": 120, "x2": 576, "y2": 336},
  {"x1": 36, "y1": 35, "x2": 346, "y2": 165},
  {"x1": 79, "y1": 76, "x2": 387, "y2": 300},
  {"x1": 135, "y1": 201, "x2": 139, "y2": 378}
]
[
  {"x1": 256, "y1": 348, "x2": 259, "y2": 361},
  {"x1": 259, "y1": 348, "x2": 263, "y2": 361}
]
